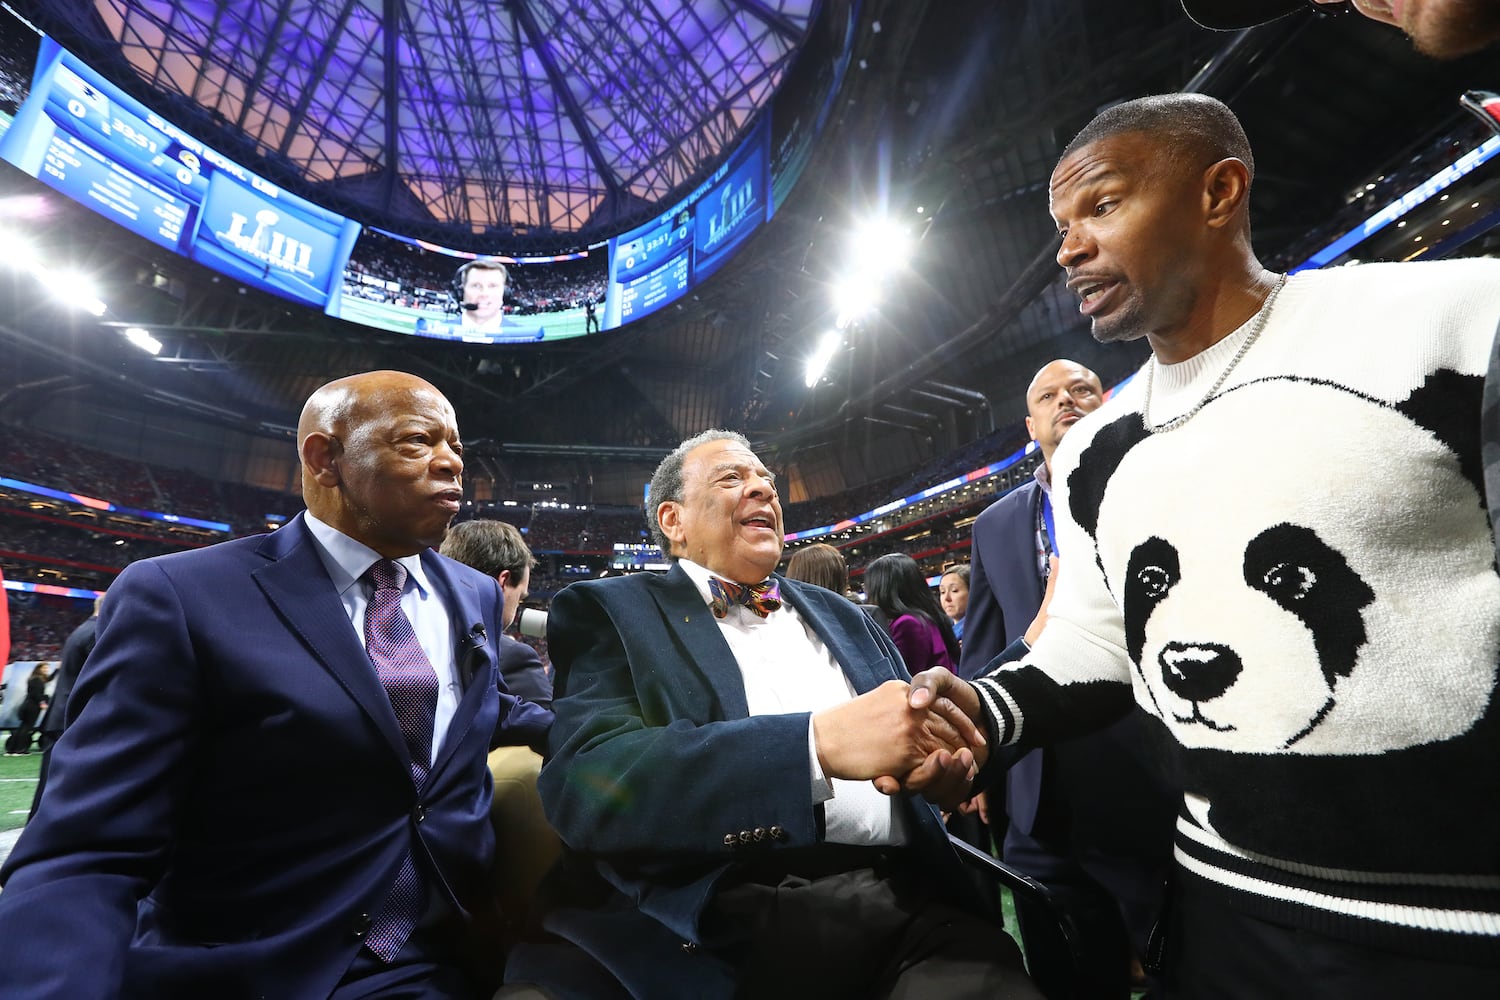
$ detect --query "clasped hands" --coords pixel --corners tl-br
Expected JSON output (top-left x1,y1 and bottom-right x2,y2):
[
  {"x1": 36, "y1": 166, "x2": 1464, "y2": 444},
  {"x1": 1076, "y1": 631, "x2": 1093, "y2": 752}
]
[{"x1": 811, "y1": 671, "x2": 986, "y2": 810}]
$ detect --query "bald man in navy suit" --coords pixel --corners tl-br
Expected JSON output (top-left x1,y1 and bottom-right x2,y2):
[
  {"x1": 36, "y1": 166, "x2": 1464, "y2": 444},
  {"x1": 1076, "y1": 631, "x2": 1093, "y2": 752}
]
[{"x1": 0, "y1": 371, "x2": 549, "y2": 1000}]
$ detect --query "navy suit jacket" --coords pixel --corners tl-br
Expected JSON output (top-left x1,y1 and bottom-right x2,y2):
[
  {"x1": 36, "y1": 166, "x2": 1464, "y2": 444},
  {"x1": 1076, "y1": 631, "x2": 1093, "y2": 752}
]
[
  {"x1": 498, "y1": 633, "x2": 553, "y2": 711},
  {"x1": 960, "y1": 480, "x2": 1044, "y2": 683},
  {"x1": 512, "y1": 565, "x2": 983, "y2": 1000},
  {"x1": 0, "y1": 513, "x2": 550, "y2": 1000}
]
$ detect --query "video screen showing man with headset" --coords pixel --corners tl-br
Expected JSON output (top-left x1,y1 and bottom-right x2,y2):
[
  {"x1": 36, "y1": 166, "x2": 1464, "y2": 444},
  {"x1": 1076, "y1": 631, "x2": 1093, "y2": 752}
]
[{"x1": 453, "y1": 258, "x2": 509, "y2": 335}]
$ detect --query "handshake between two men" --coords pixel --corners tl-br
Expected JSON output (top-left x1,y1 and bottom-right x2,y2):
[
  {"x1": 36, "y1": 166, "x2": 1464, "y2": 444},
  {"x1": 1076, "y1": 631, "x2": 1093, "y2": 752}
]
[{"x1": 812, "y1": 672, "x2": 990, "y2": 809}]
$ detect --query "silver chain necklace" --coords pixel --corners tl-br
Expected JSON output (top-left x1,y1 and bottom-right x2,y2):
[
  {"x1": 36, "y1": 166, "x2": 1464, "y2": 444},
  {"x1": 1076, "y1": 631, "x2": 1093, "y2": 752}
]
[{"x1": 1141, "y1": 273, "x2": 1288, "y2": 434}]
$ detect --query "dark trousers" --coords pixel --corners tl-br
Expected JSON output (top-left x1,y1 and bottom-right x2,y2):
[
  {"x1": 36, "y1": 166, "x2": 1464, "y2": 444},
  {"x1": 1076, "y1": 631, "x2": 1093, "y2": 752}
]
[
  {"x1": 1160, "y1": 875, "x2": 1500, "y2": 1000},
  {"x1": 5, "y1": 707, "x2": 40, "y2": 753},
  {"x1": 700, "y1": 854, "x2": 1040, "y2": 1000},
  {"x1": 499, "y1": 854, "x2": 1042, "y2": 1000}
]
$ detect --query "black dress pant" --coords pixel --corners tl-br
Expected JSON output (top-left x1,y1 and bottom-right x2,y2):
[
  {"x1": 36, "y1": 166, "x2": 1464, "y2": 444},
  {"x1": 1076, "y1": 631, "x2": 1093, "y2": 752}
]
[{"x1": 699, "y1": 850, "x2": 1042, "y2": 1000}]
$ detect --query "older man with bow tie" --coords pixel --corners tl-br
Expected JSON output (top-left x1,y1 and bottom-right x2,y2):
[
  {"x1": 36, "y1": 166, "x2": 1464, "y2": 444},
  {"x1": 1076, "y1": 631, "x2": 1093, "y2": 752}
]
[{"x1": 499, "y1": 429, "x2": 1040, "y2": 1000}]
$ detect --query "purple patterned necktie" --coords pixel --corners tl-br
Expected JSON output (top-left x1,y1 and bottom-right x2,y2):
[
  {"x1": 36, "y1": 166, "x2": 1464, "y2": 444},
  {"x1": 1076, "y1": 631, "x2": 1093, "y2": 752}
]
[
  {"x1": 362, "y1": 558, "x2": 438, "y2": 962},
  {"x1": 708, "y1": 577, "x2": 782, "y2": 619}
]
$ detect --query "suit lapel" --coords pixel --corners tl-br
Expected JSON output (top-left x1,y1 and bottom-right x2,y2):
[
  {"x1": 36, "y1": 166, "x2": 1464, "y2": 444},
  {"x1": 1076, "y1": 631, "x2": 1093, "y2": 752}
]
[
  {"x1": 646, "y1": 564, "x2": 750, "y2": 719},
  {"x1": 252, "y1": 516, "x2": 410, "y2": 769}
]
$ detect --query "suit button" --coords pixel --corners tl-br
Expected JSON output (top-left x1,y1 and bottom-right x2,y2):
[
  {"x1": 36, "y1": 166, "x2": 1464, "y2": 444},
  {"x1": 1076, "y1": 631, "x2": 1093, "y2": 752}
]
[
  {"x1": 723, "y1": 833, "x2": 739, "y2": 849},
  {"x1": 352, "y1": 912, "x2": 372, "y2": 938},
  {"x1": 769, "y1": 825, "x2": 785, "y2": 841},
  {"x1": 414, "y1": 805, "x2": 426, "y2": 823},
  {"x1": 752, "y1": 827, "x2": 767, "y2": 842},
  {"x1": 681, "y1": 941, "x2": 698, "y2": 954}
]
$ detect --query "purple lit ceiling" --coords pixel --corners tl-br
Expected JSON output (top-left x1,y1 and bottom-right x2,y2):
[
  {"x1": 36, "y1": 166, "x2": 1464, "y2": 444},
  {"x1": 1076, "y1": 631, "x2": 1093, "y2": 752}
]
[{"x1": 56, "y1": 0, "x2": 815, "y2": 242}]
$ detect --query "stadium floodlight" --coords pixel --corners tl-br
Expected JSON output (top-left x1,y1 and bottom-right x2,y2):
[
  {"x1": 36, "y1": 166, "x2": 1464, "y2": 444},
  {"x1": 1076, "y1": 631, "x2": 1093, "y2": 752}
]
[
  {"x1": 33, "y1": 265, "x2": 106, "y2": 316},
  {"x1": 0, "y1": 227, "x2": 34, "y2": 265},
  {"x1": 832, "y1": 275, "x2": 879, "y2": 325},
  {"x1": 804, "y1": 330, "x2": 842, "y2": 388},
  {"x1": 849, "y1": 218, "x2": 912, "y2": 278},
  {"x1": 123, "y1": 326, "x2": 162, "y2": 355}
]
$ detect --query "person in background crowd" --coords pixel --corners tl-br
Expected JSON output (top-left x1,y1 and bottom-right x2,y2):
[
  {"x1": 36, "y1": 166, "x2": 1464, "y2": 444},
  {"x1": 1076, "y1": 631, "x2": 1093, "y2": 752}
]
[
  {"x1": 786, "y1": 541, "x2": 893, "y2": 633},
  {"x1": 0, "y1": 567, "x2": 10, "y2": 677},
  {"x1": 440, "y1": 519, "x2": 553, "y2": 713},
  {"x1": 784, "y1": 541, "x2": 851, "y2": 596},
  {"x1": 4, "y1": 661, "x2": 50, "y2": 755},
  {"x1": 438, "y1": 516, "x2": 561, "y2": 942},
  {"x1": 30, "y1": 597, "x2": 101, "y2": 815},
  {"x1": 864, "y1": 552, "x2": 961, "y2": 675},
  {"x1": 939, "y1": 563, "x2": 971, "y2": 644},
  {"x1": 0, "y1": 370, "x2": 551, "y2": 1000}
]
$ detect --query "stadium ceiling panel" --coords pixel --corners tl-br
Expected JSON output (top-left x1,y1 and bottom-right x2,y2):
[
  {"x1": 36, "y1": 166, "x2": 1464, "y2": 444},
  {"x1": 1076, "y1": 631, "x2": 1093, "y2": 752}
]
[{"x1": 55, "y1": 0, "x2": 815, "y2": 243}]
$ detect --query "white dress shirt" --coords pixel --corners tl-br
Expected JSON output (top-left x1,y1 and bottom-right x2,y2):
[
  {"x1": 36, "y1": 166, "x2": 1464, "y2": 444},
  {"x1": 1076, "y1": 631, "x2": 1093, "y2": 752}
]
[
  {"x1": 678, "y1": 559, "x2": 906, "y2": 846},
  {"x1": 303, "y1": 512, "x2": 461, "y2": 764}
]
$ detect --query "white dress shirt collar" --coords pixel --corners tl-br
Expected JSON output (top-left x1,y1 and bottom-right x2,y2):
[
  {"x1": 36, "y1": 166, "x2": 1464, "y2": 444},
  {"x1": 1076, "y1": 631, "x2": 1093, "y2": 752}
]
[{"x1": 303, "y1": 511, "x2": 435, "y2": 599}]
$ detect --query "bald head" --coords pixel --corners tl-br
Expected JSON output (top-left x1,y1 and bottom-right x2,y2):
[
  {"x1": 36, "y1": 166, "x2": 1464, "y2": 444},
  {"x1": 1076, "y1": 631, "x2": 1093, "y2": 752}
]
[
  {"x1": 298, "y1": 371, "x2": 465, "y2": 557},
  {"x1": 1025, "y1": 359, "x2": 1104, "y2": 466}
]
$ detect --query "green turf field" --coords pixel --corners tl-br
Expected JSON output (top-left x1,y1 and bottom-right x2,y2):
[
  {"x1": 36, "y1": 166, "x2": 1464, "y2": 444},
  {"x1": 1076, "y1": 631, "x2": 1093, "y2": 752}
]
[{"x1": 0, "y1": 751, "x2": 40, "y2": 831}]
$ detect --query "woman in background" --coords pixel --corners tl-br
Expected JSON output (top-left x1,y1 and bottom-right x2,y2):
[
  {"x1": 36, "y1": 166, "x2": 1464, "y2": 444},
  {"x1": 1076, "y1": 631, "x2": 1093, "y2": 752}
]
[
  {"x1": 863, "y1": 552, "x2": 960, "y2": 674},
  {"x1": 784, "y1": 542, "x2": 850, "y2": 595},
  {"x1": 939, "y1": 564, "x2": 970, "y2": 645},
  {"x1": 787, "y1": 543, "x2": 890, "y2": 632}
]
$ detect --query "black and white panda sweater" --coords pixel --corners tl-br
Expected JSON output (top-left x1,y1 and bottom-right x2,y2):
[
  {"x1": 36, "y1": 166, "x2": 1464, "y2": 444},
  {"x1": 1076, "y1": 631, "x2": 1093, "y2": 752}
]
[{"x1": 973, "y1": 258, "x2": 1500, "y2": 962}]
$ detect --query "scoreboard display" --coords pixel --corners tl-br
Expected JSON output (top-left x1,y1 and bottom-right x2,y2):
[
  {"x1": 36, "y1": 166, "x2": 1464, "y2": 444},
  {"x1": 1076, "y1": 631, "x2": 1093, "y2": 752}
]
[
  {"x1": 603, "y1": 115, "x2": 772, "y2": 330},
  {"x1": 0, "y1": 36, "x2": 359, "y2": 309}
]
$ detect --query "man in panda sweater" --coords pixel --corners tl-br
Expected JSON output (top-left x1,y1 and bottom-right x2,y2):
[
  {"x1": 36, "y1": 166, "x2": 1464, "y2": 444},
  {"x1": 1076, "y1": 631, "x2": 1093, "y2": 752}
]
[{"x1": 897, "y1": 94, "x2": 1500, "y2": 997}]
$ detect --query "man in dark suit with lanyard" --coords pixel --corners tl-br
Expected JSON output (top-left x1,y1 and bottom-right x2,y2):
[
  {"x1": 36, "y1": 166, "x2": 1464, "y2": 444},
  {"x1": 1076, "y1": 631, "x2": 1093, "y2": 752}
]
[
  {"x1": 0, "y1": 370, "x2": 550, "y2": 999},
  {"x1": 500, "y1": 429, "x2": 1041, "y2": 1000},
  {"x1": 962, "y1": 359, "x2": 1175, "y2": 998}
]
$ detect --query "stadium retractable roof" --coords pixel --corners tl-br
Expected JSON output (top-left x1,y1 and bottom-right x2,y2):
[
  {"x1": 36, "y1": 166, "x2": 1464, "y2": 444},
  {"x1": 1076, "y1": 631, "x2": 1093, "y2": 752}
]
[{"x1": 21, "y1": 0, "x2": 816, "y2": 247}]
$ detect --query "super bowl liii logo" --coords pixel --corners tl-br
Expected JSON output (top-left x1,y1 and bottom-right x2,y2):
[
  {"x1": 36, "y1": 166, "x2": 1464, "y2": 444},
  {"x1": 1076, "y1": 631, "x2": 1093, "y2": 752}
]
[{"x1": 217, "y1": 208, "x2": 315, "y2": 277}]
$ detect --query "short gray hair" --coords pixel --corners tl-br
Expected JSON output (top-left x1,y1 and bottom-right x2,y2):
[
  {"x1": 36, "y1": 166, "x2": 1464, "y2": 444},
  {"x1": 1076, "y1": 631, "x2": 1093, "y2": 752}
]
[{"x1": 645, "y1": 428, "x2": 753, "y2": 556}]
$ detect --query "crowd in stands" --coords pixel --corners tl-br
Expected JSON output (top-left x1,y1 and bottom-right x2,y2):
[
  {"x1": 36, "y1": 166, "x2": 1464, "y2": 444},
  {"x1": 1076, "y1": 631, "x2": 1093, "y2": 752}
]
[
  {"x1": 778, "y1": 472, "x2": 908, "y2": 533},
  {"x1": 889, "y1": 425, "x2": 1031, "y2": 500},
  {"x1": 3, "y1": 427, "x2": 301, "y2": 534},
  {"x1": 0, "y1": 13, "x2": 35, "y2": 116},
  {"x1": 518, "y1": 507, "x2": 647, "y2": 552},
  {"x1": 0, "y1": 518, "x2": 188, "y2": 571},
  {"x1": 3, "y1": 434, "x2": 161, "y2": 510},
  {"x1": 1268, "y1": 123, "x2": 1494, "y2": 271},
  {"x1": 3, "y1": 597, "x2": 89, "y2": 662}
]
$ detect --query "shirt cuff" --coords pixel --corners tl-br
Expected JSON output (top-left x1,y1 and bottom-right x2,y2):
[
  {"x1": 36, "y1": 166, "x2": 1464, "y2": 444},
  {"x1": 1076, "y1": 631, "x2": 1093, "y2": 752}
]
[{"x1": 808, "y1": 715, "x2": 834, "y2": 804}]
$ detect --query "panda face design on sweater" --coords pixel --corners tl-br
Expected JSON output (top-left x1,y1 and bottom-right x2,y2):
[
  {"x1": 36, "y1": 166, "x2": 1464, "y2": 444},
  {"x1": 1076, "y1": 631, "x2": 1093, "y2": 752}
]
[
  {"x1": 1069, "y1": 374, "x2": 1500, "y2": 755},
  {"x1": 1123, "y1": 523, "x2": 1374, "y2": 747}
]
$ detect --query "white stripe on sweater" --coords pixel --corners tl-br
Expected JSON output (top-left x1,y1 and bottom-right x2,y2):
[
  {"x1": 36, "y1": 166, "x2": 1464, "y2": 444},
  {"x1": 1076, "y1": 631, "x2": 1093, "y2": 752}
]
[
  {"x1": 1175, "y1": 846, "x2": 1500, "y2": 936},
  {"x1": 1177, "y1": 815, "x2": 1500, "y2": 890}
]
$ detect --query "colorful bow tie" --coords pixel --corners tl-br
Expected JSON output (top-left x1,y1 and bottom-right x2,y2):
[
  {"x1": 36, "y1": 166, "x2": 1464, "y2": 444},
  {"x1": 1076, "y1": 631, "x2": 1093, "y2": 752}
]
[{"x1": 708, "y1": 577, "x2": 782, "y2": 619}]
